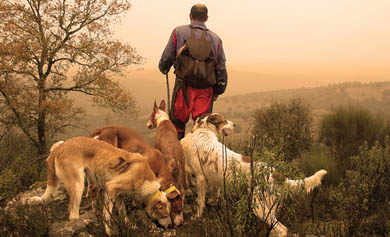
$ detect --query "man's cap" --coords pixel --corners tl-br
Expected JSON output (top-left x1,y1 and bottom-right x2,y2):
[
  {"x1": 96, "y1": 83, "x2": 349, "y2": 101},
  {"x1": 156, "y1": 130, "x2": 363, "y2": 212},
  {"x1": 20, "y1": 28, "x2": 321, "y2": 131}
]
[{"x1": 190, "y1": 4, "x2": 208, "y2": 21}]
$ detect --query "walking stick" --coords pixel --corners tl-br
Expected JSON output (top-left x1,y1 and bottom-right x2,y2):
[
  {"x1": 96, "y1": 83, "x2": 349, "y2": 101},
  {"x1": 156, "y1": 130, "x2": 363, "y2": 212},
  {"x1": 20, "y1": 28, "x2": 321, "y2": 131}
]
[{"x1": 165, "y1": 73, "x2": 171, "y2": 115}]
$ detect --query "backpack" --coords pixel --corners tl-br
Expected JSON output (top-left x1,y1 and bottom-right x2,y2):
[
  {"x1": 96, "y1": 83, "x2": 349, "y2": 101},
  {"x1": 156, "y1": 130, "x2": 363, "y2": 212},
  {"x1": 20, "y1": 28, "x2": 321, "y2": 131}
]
[{"x1": 174, "y1": 27, "x2": 216, "y2": 88}]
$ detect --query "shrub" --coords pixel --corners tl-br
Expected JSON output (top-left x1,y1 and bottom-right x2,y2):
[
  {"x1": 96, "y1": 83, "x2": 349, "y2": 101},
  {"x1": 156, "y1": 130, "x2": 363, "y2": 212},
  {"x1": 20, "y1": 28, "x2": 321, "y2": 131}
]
[
  {"x1": 251, "y1": 98, "x2": 313, "y2": 161},
  {"x1": 318, "y1": 103, "x2": 387, "y2": 167},
  {"x1": 205, "y1": 140, "x2": 301, "y2": 236},
  {"x1": 0, "y1": 131, "x2": 43, "y2": 199},
  {"x1": 331, "y1": 141, "x2": 390, "y2": 236},
  {"x1": 299, "y1": 146, "x2": 342, "y2": 186},
  {"x1": 0, "y1": 203, "x2": 49, "y2": 236}
]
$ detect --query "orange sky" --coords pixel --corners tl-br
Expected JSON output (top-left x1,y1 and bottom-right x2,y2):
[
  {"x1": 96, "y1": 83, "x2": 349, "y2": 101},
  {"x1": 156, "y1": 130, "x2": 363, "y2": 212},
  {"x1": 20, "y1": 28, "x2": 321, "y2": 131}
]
[{"x1": 112, "y1": 0, "x2": 390, "y2": 69}]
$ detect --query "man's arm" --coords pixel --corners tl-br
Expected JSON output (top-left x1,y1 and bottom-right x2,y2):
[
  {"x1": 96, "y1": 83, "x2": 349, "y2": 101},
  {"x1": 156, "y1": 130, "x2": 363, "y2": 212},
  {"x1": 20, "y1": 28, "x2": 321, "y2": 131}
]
[
  {"x1": 213, "y1": 39, "x2": 228, "y2": 95},
  {"x1": 159, "y1": 29, "x2": 177, "y2": 74}
]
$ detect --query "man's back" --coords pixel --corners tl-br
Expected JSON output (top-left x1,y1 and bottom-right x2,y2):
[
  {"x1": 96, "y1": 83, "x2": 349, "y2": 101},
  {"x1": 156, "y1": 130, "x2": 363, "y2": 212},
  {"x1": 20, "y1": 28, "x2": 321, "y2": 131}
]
[{"x1": 158, "y1": 4, "x2": 228, "y2": 140}]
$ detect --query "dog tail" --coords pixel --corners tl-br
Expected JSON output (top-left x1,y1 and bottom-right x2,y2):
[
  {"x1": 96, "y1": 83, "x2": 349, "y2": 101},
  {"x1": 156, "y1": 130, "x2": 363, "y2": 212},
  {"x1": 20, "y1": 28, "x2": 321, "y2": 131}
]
[
  {"x1": 286, "y1": 169, "x2": 328, "y2": 193},
  {"x1": 89, "y1": 127, "x2": 104, "y2": 139}
]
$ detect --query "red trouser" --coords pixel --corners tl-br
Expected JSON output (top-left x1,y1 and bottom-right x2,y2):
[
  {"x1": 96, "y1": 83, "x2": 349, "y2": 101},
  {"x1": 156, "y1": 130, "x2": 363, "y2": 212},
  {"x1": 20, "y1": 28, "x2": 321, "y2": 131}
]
[{"x1": 172, "y1": 86, "x2": 213, "y2": 138}]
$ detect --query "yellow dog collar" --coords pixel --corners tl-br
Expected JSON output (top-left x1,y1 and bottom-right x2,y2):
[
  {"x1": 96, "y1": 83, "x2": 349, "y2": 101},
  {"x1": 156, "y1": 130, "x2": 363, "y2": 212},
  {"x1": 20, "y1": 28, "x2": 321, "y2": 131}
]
[
  {"x1": 147, "y1": 190, "x2": 162, "y2": 206},
  {"x1": 164, "y1": 186, "x2": 177, "y2": 194}
]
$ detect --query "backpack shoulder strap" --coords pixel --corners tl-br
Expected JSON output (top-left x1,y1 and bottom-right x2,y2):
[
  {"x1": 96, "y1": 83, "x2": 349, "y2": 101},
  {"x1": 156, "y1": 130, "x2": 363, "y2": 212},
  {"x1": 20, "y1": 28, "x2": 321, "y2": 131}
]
[{"x1": 190, "y1": 26, "x2": 208, "y2": 40}]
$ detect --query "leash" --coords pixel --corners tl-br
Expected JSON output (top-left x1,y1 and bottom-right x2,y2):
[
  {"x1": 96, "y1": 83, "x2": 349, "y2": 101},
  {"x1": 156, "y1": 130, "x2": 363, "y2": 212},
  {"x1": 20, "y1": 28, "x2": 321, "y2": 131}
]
[
  {"x1": 165, "y1": 73, "x2": 171, "y2": 115},
  {"x1": 29, "y1": 153, "x2": 49, "y2": 165}
]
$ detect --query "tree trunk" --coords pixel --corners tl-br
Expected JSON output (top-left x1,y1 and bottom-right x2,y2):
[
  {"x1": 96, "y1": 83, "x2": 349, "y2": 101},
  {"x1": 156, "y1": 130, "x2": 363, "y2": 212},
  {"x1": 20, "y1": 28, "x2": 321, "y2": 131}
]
[{"x1": 37, "y1": 79, "x2": 47, "y2": 155}]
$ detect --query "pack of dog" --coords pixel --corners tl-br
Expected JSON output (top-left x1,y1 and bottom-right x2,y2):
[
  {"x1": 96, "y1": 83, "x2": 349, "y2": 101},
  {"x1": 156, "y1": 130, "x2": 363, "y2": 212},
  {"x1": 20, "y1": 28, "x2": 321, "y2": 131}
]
[{"x1": 27, "y1": 107, "x2": 327, "y2": 236}]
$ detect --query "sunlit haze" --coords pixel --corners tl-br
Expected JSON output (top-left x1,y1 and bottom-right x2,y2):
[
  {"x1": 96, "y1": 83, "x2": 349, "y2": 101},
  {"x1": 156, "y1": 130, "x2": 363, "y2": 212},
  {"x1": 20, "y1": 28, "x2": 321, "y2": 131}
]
[{"x1": 111, "y1": 0, "x2": 390, "y2": 93}]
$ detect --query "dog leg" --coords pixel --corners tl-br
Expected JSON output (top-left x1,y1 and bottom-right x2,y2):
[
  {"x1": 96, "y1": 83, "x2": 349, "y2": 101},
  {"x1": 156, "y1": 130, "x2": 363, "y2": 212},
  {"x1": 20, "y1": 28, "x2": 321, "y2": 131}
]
[
  {"x1": 253, "y1": 196, "x2": 288, "y2": 237},
  {"x1": 116, "y1": 196, "x2": 130, "y2": 224},
  {"x1": 67, "y1": 176, "x2": 85, "y2": 220},
  {"x1": 195, "y1": 175, "x2": 207, "y2": 218},
  {"x1": 103, "y1": 192, "x2": 114, "y2": 236},
  {"x1": 28, "y1": 182, "x2": 59, "y2": 205},
  {"x1": 103, "y1": 181, "x2": 122, "y2": 236}
]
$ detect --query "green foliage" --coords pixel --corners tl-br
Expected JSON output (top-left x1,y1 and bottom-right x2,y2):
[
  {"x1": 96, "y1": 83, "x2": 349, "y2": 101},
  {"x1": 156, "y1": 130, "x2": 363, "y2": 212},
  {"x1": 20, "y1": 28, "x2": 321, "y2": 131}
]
[
  {"x1": 0, "y1": 131, "x2": 43, "y2": 199},
  {"x1": 331, "y1": 141, "x2": 390, "y2": 236},
  {"x1": 88, "y1": 190, "x2": 154, "y2": 236},
  {"x1": 251, "y1": 98, "x2": 313, "y2": 161},
  {"x1": 0, "y1": 203, "x2": 49, "y2": 236},
  {"x1": 299, "y1": 146, "x2": 342, "y2": 186},
  {"x1": 205, "y1": 144, "x2": 299, "y2": 236},
  {"x1": 318, "y1": 103, "x2": 388, "y2": 167}
]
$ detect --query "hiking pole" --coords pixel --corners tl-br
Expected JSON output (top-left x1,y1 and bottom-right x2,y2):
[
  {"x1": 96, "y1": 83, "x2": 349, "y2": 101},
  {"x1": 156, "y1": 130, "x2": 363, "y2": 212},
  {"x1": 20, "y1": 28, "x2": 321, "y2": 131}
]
[{"x1": 165, "y1": 73, "x2": 171, "y2": 115}]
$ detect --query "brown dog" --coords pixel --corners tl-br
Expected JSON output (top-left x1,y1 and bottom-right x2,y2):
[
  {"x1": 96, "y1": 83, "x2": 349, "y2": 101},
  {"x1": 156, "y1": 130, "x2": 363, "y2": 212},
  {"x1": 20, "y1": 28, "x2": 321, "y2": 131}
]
[
  {"x1": 146, "y1": 100, "x2": 187, "y2": 205},
  {"x1": 27, "y1": 137, "x2": 171, "y2": 235},
  {"x1": 89, "y1": 126, "x2": 184, "y2": 227}
]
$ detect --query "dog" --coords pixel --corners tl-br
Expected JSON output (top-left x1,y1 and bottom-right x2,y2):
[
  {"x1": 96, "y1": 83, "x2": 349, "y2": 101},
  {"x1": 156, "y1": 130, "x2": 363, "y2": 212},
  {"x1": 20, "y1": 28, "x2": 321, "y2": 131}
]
[
  {"x1": 89, "y1": 126, "x2": 184, "y2": 227},
  {"x1": 146, "y1": 100, "x2": 187, "y2": 204},
  {"x1": 181, "y1": 113, "x2": 328, "y2": 237},
  {"x1": 27, "y1": 137, "x2": 171, "y2": 235}
]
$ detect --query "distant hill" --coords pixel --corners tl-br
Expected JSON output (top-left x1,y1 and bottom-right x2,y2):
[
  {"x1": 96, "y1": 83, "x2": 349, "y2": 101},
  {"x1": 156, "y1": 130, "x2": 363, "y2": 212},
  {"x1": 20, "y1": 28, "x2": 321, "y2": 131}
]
[
  {"x1": 67, "y1": 63, "x2": 390, "y2": 141},
  {"x1": 213, "y1": 81, "x2": 390, "y2": 138}
]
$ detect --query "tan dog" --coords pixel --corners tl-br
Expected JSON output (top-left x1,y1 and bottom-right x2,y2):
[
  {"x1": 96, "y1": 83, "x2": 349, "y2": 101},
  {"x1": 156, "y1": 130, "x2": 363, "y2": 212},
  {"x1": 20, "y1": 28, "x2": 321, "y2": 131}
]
[
  {"x1": 146, "y1": 100, "x2": 187, "y2": 209},
  {"x1": 28, "y1": 137, "x2": 171, "y2": 235},
  {"x1": 89, "y1": 126, "x2": 184, "y2": 227},
  {"x1": 181, "y1": 113, "x2": 328, "y2": 237}
]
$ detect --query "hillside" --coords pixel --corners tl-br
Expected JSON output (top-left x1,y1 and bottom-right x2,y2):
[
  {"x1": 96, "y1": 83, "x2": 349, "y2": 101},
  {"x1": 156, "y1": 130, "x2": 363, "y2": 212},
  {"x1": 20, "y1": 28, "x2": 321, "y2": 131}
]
[
  {"x1": 213, "y1": 81, "x2": 390, "y2": 138},
  {"x1": 67, "y1": 64, "x2": 390, "y2": 141}
]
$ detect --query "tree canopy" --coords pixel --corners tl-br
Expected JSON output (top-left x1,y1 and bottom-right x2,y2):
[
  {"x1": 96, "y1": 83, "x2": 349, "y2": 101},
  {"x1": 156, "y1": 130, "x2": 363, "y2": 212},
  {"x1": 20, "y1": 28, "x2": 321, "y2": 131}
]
[{"x1": 0, "y1": 0, "x2": 142, "y2": 154}]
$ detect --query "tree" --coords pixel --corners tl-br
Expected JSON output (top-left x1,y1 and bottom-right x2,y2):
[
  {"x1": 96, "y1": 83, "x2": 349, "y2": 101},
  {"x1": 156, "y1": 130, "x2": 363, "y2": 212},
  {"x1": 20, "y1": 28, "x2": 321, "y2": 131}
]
[{"x1": 0, "y1": 0, "x2": 142, "y2": 154}]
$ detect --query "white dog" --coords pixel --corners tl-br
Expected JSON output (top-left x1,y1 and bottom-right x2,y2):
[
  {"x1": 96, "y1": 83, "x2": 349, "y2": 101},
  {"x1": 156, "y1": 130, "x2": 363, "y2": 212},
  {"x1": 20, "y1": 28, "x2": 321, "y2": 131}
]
[{"x1": 181, "y1": 113, "x2": 328, "y2": 237}]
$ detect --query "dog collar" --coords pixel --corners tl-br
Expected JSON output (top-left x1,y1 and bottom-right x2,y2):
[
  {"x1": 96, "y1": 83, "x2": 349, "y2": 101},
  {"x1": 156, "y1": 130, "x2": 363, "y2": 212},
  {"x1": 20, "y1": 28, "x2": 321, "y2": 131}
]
[
  {"x1": 156, "y1": 115, "x2": 169, "y2": 127},
  {"x1": 164, "y1": 186, "x2": 177, "y2": 194},
  {"x1": 147, "y1": 190, "x2": 162, "y2": 206}
]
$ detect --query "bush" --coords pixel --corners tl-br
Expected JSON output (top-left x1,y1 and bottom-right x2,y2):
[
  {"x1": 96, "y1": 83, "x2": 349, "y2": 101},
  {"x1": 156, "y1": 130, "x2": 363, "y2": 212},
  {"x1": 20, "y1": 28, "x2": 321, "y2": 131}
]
[
  {"x1": 0, "y1": 131, "x2": 43, "y2": 199},
  {"x1": 204, "y1": 141, "x2": 302, "y2": 236},
  {"x1": 299, "y1": 146, "x2": 342, "y2": 186},
  {"x1": 331, "y1": 141, "x2": 390, "y2": 236},
  {"x1": 318, "y1": 103, "x2": 387, "y2": 166},
  {"x1": 251, "y1": 98, "x2": 313, "y2": 161},
  {"x1": 0, "y1": 203, "x2": 49, "y2": 236}
]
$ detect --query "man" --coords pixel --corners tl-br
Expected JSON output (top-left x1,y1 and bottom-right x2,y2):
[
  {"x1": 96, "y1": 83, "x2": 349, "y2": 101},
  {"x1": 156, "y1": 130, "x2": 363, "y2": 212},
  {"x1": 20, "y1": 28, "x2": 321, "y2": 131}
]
[{"x1": 159, "y1": 4, "x2": 228, "y2": 140}]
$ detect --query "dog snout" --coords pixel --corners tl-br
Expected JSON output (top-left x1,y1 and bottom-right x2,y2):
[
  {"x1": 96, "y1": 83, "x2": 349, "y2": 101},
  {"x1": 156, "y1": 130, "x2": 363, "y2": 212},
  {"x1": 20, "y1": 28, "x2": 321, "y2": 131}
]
[{"x1": 146, "y1": 121, "x2": 153, "y2": 129}]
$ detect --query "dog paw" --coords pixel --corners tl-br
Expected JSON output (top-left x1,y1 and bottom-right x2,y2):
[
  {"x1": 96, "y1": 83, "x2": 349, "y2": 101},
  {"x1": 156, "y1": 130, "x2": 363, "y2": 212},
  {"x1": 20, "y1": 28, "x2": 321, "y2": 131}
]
[{"x1": 26, "y1": 196, "x2": 42, "y2": 204}]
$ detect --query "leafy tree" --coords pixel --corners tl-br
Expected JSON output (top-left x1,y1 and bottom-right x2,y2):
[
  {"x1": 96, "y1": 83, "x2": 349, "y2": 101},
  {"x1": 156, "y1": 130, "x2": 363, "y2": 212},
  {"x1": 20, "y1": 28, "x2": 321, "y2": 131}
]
[
  {"x1": 251, "y1": 98, "x2": 313, "y2": 161},
  {"x1": 0, "y1": 0, "x2": 142, "y2": 154}
]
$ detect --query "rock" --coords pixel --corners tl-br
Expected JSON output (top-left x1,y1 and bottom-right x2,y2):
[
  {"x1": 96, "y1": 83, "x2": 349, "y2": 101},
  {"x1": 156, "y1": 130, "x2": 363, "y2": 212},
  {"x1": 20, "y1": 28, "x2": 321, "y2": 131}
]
[{"x1": 48, "y1": 219, "x2": 87, "y2": 237}]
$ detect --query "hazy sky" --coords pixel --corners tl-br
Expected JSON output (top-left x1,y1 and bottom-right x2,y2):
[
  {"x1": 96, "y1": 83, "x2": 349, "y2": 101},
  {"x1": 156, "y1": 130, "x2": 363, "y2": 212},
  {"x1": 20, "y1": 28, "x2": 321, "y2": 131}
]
[{"x1": 112, "y1": 0, "x2": 390, "y2": 68}]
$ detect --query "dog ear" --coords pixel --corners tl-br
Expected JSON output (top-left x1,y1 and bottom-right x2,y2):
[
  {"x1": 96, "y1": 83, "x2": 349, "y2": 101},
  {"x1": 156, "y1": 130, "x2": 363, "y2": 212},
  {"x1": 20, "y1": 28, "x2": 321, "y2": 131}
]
[
  {"x1": 159, "y1": 100, "x2": 166, "y2": 111},
  {"x1": 168, "y1": 160, "x2": 178, "y2": 171},
  {"x1": 166, "y1": 190, "x2": 180, "y2": 200},
  {"x1": 207, "y1": 114, "x2": 220, "y2": 125},
  {"x1": 154, "y1": 100, "x2": 158, "y2": 112}
]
